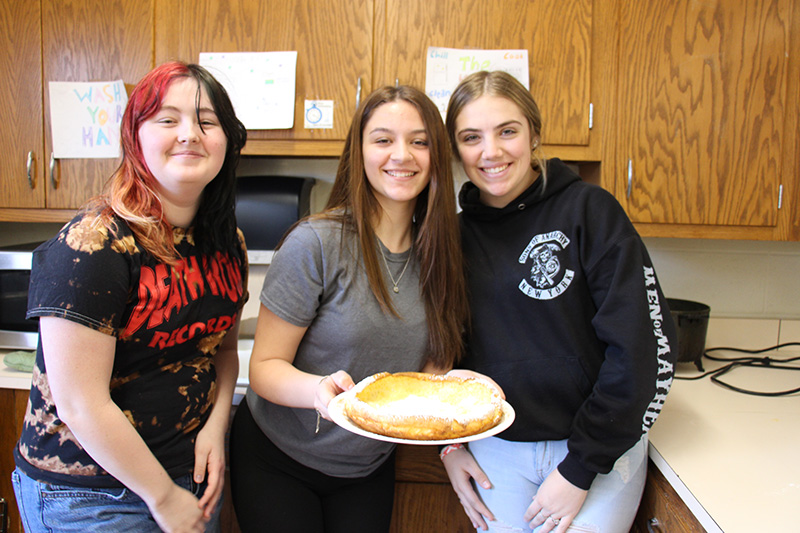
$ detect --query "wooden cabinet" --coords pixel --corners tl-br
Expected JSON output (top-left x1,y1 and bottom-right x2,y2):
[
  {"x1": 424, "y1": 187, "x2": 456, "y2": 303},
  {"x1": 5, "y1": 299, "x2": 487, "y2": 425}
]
[
  {"x1": 0, "y1": 1, "x2": 45, "y2": 214},
  {"x1": 3, "y1": 0, "x2": 800, "y2": 240},
  {"x1": 0, "y1": 0, "x2": 153, "y2": 222},
  {"x1": 631, "y1": 459, "x2": 706, "y2": 533},
  {"x1": 155, "y1": 0, "x2": 374, "y2": 157},
  {"x1": 390, "y1": 445, "x2": 474, "y2": 533},
  {"x1": 615, "y1": 0, "x2": 797, "y2": 240},
  {"x1": 374, "y1": 0, "x2": 615, "y2": 164},
  {"x1": 0, "y1": 388, "x2": 30, "y2": 533}
]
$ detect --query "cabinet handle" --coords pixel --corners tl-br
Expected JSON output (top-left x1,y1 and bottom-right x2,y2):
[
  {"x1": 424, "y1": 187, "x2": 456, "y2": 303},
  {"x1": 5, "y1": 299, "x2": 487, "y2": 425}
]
[
  {"x1": 626, "y1": 159, "x2": 633, "y2": 198},
  {"x1": 646, "y1": 518, "x2": 664, "y2": 533},
  {"x1": 1, "y1": 496, "x2": 7, "y2": 533},
  {"x1": 26, "y1": 151, "x2": 35, "y2": 189},
  {"x1": 50, "y1": 152, "x2": 59, "y2": 189},
  {"x1": 355, "y1": 77, "x2": 362, "y2": 109}
]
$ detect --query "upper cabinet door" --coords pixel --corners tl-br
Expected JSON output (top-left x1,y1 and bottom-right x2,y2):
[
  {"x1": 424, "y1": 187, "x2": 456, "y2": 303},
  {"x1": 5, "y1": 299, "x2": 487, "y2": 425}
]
[
  {"x1": 43, "y1": 0, "x2": 153, "y2": 210},
  {"x1": 155, "y1": 0, "x2": 374, "y2": 149},
  {"x1": 0, "y1": 0, "x2": 44, "y2": 209},
  {"x1": 617, "y1": 0, "x2": 790, "y2": 227},
  {"x1": 374, "y1": 0, "x2": 593, "y2": 148}
]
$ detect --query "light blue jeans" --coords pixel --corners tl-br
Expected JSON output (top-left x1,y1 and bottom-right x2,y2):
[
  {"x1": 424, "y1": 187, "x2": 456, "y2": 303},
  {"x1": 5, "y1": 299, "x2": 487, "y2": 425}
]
[
  {"x1": 12, "y1": 467, "x2": 221, "y2": 532},
  {"x1": 468, "y1": 435, "x2": 648, "y2": 533}
]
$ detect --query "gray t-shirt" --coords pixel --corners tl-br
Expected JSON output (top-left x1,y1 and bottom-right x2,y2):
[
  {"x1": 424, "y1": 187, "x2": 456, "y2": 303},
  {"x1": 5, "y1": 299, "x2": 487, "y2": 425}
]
[{"x1": 246, "y1": 217, "x2": 428, "y2": 477}]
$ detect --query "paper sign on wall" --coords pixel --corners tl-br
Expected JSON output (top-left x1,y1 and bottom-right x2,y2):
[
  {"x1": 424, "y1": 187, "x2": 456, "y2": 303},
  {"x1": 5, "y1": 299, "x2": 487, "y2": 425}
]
[
  {"x1": 48, "y1": 80, "x2": 127, "y2": 159},
  {"x1": 425, "y1": 47, "x2": 529, "y2": 116},
  {"x1": 200, "y1": 51, "x2": 297, "y2": 130}
]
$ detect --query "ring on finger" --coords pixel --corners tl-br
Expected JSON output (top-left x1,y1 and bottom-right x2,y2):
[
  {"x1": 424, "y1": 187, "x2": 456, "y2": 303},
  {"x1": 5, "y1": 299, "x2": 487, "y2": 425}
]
[{"x1": 550, "y1": 516, "x2": 561, "y2": 526}]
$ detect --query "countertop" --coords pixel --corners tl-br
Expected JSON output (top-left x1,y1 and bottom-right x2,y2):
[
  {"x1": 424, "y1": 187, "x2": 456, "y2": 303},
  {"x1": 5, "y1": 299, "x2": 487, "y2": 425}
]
[
  {"x1": 648, "y1": 349, "x2": 800, "y2": 532},
  {"x1": 0, "y1": 340, "x2": 254, "y2": 397}
]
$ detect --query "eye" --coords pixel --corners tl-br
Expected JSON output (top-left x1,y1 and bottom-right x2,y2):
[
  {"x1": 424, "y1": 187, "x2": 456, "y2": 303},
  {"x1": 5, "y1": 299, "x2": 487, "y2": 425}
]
[
  {"x1": 500, "y1": 127, "x2": 517, "y2": 136},
  {"x1": 459, "y1": 133, "x2": 479, "y2": 144},
  {"x1": 412, "y1": 138, "x2": 429, "y2": 147}
]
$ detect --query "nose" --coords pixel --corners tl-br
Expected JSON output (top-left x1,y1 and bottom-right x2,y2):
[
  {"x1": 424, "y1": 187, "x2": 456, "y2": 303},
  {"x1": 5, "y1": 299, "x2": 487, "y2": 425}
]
[
  {"x1": 482, "y1": 137, "x2": 502, "y2": 160},
  {"x1": 390, "y1": 142, "x2": 411, "y2": 162},
  {"x1": 178, "y1": 120, "x2": 201, "y2": 144}
]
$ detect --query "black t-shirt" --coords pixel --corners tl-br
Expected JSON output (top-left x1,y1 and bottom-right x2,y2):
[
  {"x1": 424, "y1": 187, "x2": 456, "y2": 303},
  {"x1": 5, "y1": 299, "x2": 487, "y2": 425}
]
[{"x1": 15, "y1": 213, "x2": 247, "y2": 488}]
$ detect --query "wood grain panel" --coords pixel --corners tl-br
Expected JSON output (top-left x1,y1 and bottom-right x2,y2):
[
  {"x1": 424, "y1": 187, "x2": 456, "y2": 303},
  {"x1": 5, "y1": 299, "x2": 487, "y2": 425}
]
[
  {"x1": 42, "y1": 0, "x2": 154, "y2": 210},
  {"x1": 0, "y1": 0, "x2": 45, "y2": 209},
  {"x1": 155, "y1": 0, "x2": 373, "y2": 142},
  {"x1": 630, "y1": 459, "x2": 707, "y2": 533},
  {"x1": 617, "y1": 0, "x2": 790, "y2": 227},
  {"x1": 0, "y1": 389, "x2": 31, "y2": 533},
  {"x1": 390, "y1": 482, "x2": 474, "y2": 533},
  {"x1": 376, "y1": 0, "x2": 592, "y2": 147}
]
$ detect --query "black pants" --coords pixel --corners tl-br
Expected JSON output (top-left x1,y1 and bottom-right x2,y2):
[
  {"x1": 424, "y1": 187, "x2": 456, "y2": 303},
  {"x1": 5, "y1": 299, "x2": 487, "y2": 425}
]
[{"x1": 229, "y1": 400, "x2": 396, "y2": 533}]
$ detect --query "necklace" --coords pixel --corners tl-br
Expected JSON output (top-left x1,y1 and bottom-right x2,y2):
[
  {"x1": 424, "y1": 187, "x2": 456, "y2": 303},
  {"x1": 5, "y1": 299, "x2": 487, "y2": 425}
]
[{"x1": 378, "y1": 241, "x2": 413, "y2": 293}]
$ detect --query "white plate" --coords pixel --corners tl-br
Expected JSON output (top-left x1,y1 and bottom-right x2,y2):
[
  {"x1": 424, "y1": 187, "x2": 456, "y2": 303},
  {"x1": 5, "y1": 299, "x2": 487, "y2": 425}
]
[{"x1": 327, "y1": 389, "x2": 515, "y2": 445}]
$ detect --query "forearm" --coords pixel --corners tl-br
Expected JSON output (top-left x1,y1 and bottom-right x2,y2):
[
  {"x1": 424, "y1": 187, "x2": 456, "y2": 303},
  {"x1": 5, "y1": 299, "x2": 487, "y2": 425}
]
[{"x1": 249, "y1": 358, "x2": 321, "y2": 409}]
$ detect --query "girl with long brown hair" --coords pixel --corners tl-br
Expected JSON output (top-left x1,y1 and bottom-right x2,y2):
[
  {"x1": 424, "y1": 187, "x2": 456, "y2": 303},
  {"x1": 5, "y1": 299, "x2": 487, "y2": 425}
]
[{"x1": 229, "y1": 85, "x2": 469, "y2": 532}]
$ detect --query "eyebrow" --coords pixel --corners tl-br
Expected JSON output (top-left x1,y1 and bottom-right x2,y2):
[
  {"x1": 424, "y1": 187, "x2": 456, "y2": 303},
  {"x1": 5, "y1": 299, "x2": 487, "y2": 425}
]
[
  {"x1": 367, "y1": 127, "x2": 427, "y2": 136},
  {"x1": 458, "y1": 119, "x2": 523, "y2": 136},
  {"x1": 158, "y1": 104, "x2": 217, "y2": 115}
]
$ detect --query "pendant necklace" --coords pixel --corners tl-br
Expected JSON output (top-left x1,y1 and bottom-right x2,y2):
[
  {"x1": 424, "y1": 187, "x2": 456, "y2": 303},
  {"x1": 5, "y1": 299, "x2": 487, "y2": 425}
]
[{"x1": 378, "y1": 241, "x2": 413, "y2": 293}]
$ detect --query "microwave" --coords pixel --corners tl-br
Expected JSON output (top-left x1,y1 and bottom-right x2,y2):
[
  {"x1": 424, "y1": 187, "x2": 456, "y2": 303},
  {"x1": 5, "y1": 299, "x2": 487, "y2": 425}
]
[{"x1": 0, "y1": 243, "x2": 40, "y2": 350}]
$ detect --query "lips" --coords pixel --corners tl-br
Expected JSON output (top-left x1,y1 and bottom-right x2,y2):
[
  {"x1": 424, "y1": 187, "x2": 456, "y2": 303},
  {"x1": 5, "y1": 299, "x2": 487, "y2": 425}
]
[{"x1": 171, "y1": 150, "x2": 204, "y2": 158}]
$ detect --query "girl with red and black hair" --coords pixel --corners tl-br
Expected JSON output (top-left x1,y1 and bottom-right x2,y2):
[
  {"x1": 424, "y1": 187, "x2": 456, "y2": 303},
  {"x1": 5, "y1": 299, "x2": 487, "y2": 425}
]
[{"x1": 13, "y1": 61, "x2": 248, "y2": 533}]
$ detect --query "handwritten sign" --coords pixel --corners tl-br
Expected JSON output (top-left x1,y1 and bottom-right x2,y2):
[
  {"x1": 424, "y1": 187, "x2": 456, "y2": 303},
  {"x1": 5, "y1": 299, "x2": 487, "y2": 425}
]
[
  {"x1": 200, "y1": 51, "x2": 297, "y2": 130},
  {"x1": 48, "y1": 80, "x2": 127, "y2": 159},
  {"x1": 425, "y1": 47, "x2": 529, "y2": 116}
]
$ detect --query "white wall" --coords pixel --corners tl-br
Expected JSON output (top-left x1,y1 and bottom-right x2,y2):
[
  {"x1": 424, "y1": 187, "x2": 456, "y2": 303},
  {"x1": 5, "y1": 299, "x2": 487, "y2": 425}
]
[{"x1": 645, "y1": 237, "x2": 800, "y2": 320}]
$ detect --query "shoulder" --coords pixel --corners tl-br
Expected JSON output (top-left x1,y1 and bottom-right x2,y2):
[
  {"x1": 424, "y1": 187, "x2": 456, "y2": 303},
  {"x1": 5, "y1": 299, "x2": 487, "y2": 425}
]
[
  {"x1": 282, "y1": 216, "x2": 351, "y2": 251},
  {"x1": 36, "y1": 212, "x2": 137, "y2": 263},
  {"x1": 553, "y1": 179, "x2": 632, "y2": 229}
]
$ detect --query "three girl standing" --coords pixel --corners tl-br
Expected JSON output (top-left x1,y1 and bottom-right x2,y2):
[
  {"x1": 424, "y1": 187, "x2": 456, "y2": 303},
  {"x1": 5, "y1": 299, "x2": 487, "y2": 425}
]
[{"x1": 13, "y1": 61, "x2": 674, "y2": 533}]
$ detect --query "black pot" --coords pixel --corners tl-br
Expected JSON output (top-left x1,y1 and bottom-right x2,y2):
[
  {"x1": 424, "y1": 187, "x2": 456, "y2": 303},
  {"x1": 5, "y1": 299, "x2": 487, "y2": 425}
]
[{"x1": 667, "y1": 298, "x2": 710, "y2": 371}]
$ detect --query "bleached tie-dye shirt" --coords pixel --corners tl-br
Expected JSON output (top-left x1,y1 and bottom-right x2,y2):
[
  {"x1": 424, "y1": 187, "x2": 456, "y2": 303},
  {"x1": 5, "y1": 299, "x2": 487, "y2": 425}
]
[{"x1": 14, "y1": 213, "x2": 247, "y2": 488}]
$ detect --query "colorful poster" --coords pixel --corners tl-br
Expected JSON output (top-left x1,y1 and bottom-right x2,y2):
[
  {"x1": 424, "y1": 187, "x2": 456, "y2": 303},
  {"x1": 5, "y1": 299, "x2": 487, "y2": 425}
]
[
  {"x1": 425, "y1": 47, "x2": 529, "y2": 116},
  {"x1": 200, "y1": 51, "x2": 298, "y2": 130},
  {"x1": 48, "y1": 80, "x2": 127, "y2": 159}
]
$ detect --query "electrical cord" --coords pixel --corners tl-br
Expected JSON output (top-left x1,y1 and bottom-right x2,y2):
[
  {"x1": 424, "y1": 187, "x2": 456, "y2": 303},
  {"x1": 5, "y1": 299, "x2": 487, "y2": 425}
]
[{"x1": 674, "y1": 342, "x2": 800, "y2": 396}]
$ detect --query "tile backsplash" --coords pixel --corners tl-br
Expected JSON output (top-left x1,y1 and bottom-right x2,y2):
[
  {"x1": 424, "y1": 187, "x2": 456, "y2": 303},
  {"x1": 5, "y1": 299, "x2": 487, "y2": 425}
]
[{"x1": 644, "y1": 238, "x2": 800, "y2": 320}]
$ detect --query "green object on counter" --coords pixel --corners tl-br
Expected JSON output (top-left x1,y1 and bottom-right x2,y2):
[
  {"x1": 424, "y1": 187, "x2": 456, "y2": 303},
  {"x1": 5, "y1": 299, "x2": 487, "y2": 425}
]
[{"x1": 3, "y1": 350, "x2": 35, "y2": 372}]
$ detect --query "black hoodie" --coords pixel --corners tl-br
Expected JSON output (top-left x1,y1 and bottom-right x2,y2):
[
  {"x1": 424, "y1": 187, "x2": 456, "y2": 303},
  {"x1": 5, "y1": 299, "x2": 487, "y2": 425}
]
[{"x1": 459, "y1": 158, "x2": 677, "y2": 489}]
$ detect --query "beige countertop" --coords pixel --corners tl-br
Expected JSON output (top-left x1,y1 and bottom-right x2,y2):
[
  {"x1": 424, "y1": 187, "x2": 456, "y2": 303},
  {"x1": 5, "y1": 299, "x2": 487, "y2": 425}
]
[
  {"x1": 1, "y1": 340, "x2": 254, "y2": 397},
  {"x1": 649, "y1": 348, "x2": 800, "y2": 532}
]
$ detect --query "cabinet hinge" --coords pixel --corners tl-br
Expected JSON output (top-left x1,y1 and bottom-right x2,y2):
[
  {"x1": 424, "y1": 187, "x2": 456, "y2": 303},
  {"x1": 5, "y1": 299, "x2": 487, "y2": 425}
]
[
  {"x1": 778, "y1": 184, "x2": 783, "y2": 209},
  {"x1": 588, "y1": 103, "x2": 594, "y2": 130}
]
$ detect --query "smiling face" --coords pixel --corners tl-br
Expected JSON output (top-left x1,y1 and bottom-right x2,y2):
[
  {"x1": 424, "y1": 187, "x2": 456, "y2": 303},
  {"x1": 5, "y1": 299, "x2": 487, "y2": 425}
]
[
  {"x1": 454, "y1": 94, "x2": 539, "y2": 208},
  {"x1": 361, "y1": 100, "x2": 431, "y2": 211},
  {"x1": 138, "y1": 77, "x2": 227, "y2": 209}
]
